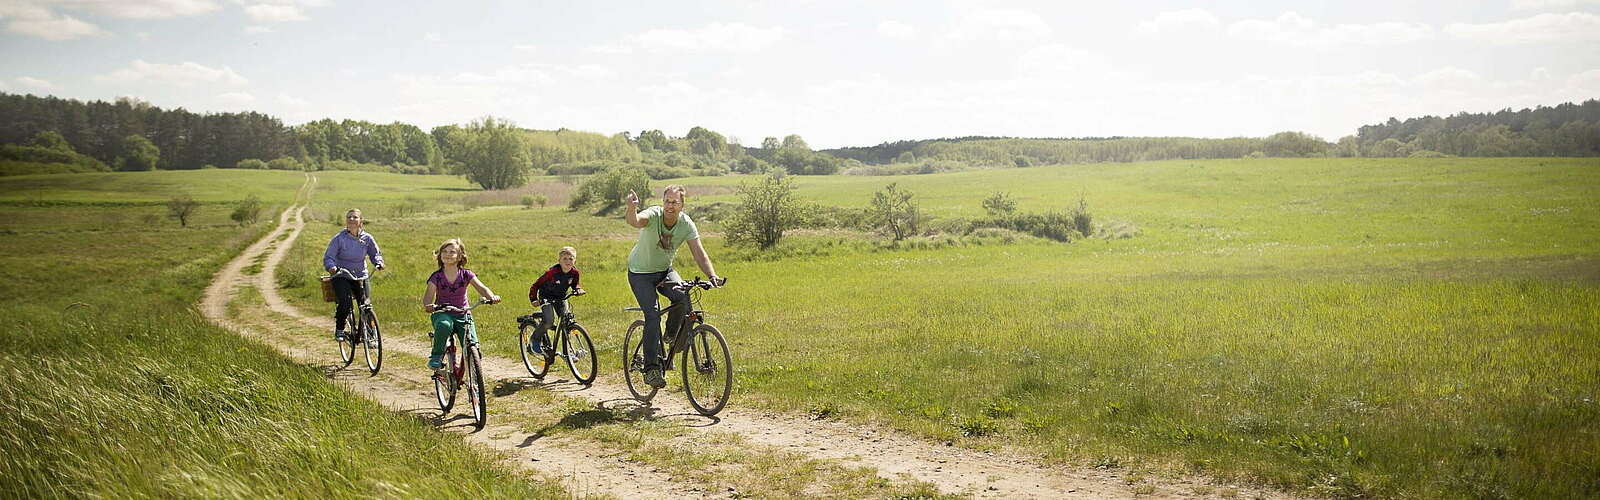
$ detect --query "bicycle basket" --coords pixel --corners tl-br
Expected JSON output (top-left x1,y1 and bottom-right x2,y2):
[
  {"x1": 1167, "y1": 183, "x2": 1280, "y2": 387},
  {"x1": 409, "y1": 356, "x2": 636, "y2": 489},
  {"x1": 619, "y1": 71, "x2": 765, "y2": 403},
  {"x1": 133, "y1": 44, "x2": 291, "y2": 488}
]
[{"x1": 319, "y1": 276, "x2": 336, "y2": 302}]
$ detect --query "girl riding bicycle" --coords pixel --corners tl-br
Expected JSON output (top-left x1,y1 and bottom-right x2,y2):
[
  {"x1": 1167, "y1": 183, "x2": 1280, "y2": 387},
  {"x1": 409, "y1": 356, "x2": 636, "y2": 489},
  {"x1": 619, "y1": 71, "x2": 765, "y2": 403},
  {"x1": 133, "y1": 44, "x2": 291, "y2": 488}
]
[
  {"x1": 421, "y1": 238, "x2": 501, "y2": 377},
  {"x1": 323, "y1": 208, "x2": 384, "y2": 342},
  {"x1": 623, "y1": 185, "x2": 723, "y2": 389}
]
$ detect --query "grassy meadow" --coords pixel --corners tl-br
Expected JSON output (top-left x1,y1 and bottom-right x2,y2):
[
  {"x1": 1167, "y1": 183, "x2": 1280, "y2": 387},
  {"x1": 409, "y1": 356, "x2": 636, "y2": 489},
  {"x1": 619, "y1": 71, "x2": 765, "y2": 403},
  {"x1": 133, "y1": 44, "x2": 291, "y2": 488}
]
[
  {"x1": 274, "y1": 157, "x2": 1600, "y2": 499},
  {"x1": 0, "y1": 170, "x2": 571, "y2": 498}
]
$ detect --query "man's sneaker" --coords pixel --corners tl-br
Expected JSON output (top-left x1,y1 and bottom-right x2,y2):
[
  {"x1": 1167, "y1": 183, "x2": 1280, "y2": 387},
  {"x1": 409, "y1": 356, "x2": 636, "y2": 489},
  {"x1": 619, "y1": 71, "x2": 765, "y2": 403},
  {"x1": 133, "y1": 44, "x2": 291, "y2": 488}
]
[
  {"x1": 644, "y1": 368, "x2": 667, "y2": 388},
  {"x1": 334, "y1": 330, "x2": 347, "y2": 342}
]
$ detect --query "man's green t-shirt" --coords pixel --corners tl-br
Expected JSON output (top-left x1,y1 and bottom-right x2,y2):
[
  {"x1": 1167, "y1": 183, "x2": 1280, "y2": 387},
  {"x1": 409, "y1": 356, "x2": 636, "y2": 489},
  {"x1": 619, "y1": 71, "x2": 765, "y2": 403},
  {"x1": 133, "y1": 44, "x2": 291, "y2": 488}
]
[{"x1": 627, "y1": 205, "x2": 700, "y2": 273}]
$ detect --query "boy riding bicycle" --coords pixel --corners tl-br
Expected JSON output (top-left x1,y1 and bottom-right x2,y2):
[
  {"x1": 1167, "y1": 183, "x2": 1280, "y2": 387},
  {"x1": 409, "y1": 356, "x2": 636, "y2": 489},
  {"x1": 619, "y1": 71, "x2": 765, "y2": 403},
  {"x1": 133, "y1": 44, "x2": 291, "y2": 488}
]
[{"x1": 527, "y1": 246, "x2": 586, "y2": 359}]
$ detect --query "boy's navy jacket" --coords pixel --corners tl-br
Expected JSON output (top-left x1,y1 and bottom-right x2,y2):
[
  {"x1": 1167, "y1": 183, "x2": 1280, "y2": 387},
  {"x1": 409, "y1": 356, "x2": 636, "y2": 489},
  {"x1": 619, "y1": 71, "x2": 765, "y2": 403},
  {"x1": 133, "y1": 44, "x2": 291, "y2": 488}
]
[{"x1": 530, "y1": 264, "x2": 581, "y2": 302}]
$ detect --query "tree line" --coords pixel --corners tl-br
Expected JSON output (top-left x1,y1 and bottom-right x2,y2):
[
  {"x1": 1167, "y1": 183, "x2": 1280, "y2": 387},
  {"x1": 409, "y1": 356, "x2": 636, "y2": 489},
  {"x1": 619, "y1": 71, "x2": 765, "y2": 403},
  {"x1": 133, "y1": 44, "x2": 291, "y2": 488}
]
[
  {"x1": 1344, "y1": 99, "x2": 1600, "y2": 157},
  {"x1": 826, "y1": 99, "x2": 1600, "y2": 166},
  {"x1": 5, "y1": 91, "x2": 1596, "y2": 186},
  {"x1": 0, "y1": 92, "x2": 849, "y2": 186}
]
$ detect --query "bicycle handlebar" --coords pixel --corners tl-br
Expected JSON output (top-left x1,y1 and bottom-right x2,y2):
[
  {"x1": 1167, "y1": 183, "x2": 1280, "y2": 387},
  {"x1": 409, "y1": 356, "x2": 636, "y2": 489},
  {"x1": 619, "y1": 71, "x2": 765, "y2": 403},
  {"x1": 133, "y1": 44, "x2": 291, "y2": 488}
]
[
  {"x1": 666, "y1": 276, "x2": 727, "y2": 292},
  {"x1": 325, "y1": 267, "x2": 372, "y2": 281},
  {"x1": 532, "y1": 289, "x2": 585, "y2": 306},
  {"x1": 428, "y1": 297, "x2": 494, "y2": 314}
]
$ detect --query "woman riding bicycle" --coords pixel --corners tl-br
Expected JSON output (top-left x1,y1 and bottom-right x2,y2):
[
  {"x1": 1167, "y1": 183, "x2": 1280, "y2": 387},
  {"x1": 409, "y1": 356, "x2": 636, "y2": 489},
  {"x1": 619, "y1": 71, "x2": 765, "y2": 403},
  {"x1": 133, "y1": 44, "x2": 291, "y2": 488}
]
[
  {"x1": 323, "y1": 208, "x2": 384, "y2": 342},
  {"x1": 623, "y1": 185, "x2": 723, "y2": 389}
]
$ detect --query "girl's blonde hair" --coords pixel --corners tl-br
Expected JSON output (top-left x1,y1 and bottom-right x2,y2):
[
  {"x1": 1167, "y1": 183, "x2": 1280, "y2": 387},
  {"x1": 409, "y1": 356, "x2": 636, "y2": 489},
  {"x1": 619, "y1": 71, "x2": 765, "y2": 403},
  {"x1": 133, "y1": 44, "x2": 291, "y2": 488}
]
[
  {"x1": 345, "y1": 208, "x2": 363, "y2": 223},
  {"x1": 559, "y1": 246, "x2": 577, "y2": 258},
  {"x1": 434, "y1": 238, "x2": 467, "y2": 269}
]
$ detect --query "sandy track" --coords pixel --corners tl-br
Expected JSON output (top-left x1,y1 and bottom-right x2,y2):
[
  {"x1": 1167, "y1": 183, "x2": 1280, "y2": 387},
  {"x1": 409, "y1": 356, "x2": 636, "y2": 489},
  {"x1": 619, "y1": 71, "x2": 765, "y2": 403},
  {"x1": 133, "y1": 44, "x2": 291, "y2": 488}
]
[{"x1": 205, "y1": 174, "x2": 1290, "y2": 499}]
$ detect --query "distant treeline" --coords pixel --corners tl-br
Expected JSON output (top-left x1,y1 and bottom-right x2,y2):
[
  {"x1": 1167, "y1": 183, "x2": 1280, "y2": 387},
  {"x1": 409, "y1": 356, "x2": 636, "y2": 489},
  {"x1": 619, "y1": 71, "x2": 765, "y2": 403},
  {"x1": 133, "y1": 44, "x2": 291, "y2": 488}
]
[
  {"x1": 827, "y1": 99, "x2": 1600, "y2": 166},
  {"x1": 1344, "y1": 99, "x2": 1600, "y2": 157},
  {"x1": 0, "y1": 92, "x2": 846, "y2": 183},
  {"x1": 4, "y1": 91, "x2": 1598, "y2": 183}
]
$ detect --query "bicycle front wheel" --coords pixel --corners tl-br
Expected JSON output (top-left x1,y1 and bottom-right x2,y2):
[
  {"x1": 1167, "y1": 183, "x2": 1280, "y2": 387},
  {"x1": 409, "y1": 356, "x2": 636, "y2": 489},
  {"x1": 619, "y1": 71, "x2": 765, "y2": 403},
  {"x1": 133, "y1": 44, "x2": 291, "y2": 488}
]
[
  {"x1": 519, "y1": 322, "x2": 551, "y2": 379},
  {"x1": 467, "y1": 346, "x2": 487, "y2": 429},
  {"x1": 434, "y1": 338, "x2": 457, "y2": 412},
  {"x1": 362, "y1": 309, "x2": 383, "y2": 374},
  {"x1": 681, "y1": 324, "x2": 732, "y2": 416},
  {"x1": 562, "y1": 323, "x2": 597, "y2": 386},
  {"x1": 337, "y1": 315, "x2": 355, "y2": 366},
  {"x1": 622, "y1": 320, "x2": 657, "y2": 401}
]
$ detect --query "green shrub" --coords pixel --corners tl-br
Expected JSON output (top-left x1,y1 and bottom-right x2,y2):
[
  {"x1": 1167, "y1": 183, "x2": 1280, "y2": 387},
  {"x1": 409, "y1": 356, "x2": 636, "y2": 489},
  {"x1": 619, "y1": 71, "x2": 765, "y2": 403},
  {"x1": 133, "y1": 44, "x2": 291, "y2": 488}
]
[
  {"x1": 982, "y1": 191, "x2": 1017, "y2": 217},
  {"x1": 229, "y1": 195, "x2": 263, "y2": 226},
  {"x1": 266, "y1": 157, "x2": 300, "y2": 171},
  {"x1": 868, "y1": 183, "x2": 920, "y2": 241},
  {"x1": 569, "y1": 164, "x2": 651, "y2": 215},
  {"x1": 725, "y1": 171, "x2": 808, "y2": 249},
  {"x1": 1071, "y1": 194, "x2": 1093, "y2": 238},
  {"x1": 236, "y1": 158, "x2": 267, "y2": 170}
]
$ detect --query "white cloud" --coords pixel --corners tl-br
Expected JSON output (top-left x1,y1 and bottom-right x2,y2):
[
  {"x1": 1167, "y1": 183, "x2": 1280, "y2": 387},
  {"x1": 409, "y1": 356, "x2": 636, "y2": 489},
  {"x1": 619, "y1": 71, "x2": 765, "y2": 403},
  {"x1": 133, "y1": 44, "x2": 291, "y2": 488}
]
[
  {"x1": 96, "y1": 59, "x2": 249, "y2": 87},
  {"x1": 1015, "y1": 44, "x2": 1110, "y2": 79},
  {"x1": 244, "y1": 25, "x2": 271, "y2": 34},
  {"x1": 513, "y1": 43, "x2": 538, "y2": 52},
  {"x1": 1444, "y1": 12, "x2": 1600, "y2": 44},
  {"x1": 1226, "y1": 12, "x2": 1434, "y2": 48},
  {"x1": 1511, "y1": 0, "x2": 1600, "y2": 10},
  {"x1": 598, "y1": 23, "x2": 785, "y2": 54},
  {"x1": 277, "y1": 93, "x2": 308, "y2": 107},
  {"x1": 877, "y1": 20, "x2": 916, "y2": 40},
  {"x1": 14, "y1": 76, "x2": 58, "y2": 90},
  {"x1": 948, "y1": 8, "x2": 1052, "y2": 42},
  {"x1": 243, "y1": 3, "x2": 304, "y2": 21},
  {"x1": 215, "y1": 91, "x2": 256, "y2": 107},
  {"x1": 423, "y1": 32, "x2": 440, "y2": 42},
  {"x1": 67, "y1": 0, "x2": 220, "y2": 19},
  {"x1": 1134, "y1": 8, "x2": 1221, "y2": 36},
  {"x1": 0, "y1": 3, "x2": 106, "y2": 40},
  {"x1": 135, "y1": 31, "x2": 150, "y2": 40}
]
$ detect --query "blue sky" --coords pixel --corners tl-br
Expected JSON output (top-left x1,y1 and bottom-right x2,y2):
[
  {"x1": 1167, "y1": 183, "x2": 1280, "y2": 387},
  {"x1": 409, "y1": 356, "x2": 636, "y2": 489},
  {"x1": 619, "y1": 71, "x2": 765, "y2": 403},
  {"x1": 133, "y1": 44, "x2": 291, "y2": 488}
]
[{"x1": 2, "y1": 0, "x2": 1598, "y2": 148}]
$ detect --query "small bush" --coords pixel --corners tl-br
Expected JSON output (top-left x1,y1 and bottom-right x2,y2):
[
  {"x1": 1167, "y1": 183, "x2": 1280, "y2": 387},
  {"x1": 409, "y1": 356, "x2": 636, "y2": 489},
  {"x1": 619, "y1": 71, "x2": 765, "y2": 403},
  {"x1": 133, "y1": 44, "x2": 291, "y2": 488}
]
[
  {"x1": 982, "y1": 191, "x2": 1017, "y2": 217},
  {"x1": 521, "y1": 195, "x2": 537, "y2": 209},
  {"x1": 167, "y1": 194, "x2": 200, "y2": 228},
  {"x1": 230, "y1": 195, "x2": 263, "y2": 226},
  {"x1": 1071, "y1": 194, "x2": 1093, "y2": 238},
  {"x1": 569, "y1": 164, "x2": 651, "y2": 215},
  {"x1": 725, "y1": 171, "x2": 808, "y2": 249},
  {"x1": 868, "y1": 182, "x2": 920, "y2": 241},
  {"x1": 266, "y1": 157, "x2": 300, "y2": 171},
  {"x1": 236, "y1": 158, "x2": 267, "y2": 170}
]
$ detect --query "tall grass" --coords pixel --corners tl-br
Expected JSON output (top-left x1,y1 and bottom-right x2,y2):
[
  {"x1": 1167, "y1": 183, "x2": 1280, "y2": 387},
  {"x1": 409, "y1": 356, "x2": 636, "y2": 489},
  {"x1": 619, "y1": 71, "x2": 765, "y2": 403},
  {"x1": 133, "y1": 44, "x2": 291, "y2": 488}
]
[{"x1": 0, "y1": 182, "x2": 567, "y2": 497}]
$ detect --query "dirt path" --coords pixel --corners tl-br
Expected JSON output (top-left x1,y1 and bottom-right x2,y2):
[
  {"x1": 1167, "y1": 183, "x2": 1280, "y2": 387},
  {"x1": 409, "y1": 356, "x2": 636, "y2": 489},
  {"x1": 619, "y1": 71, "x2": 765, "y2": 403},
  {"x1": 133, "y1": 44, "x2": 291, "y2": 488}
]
[{"x1": 204, "y1": 174, "x2": 1290, "y2": 499}]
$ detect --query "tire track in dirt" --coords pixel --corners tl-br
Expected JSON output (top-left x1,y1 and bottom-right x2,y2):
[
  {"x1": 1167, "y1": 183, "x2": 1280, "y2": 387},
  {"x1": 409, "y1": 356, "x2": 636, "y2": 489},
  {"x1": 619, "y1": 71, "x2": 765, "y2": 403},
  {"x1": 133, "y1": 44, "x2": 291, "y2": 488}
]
[{"x1": 233, "y1": 176, "x2": 1294, "y2": 499}]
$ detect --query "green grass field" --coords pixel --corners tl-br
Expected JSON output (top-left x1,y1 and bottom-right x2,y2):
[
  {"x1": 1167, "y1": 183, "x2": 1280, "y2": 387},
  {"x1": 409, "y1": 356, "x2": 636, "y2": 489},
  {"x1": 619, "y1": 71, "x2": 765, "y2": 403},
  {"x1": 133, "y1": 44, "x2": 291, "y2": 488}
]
[
  {"x1": 5, "y1": 158, "x2": 1596, "y2": 498},
  {"x1": 0, "y1": 172, "x2": 570, "y2": 498},
  {"x1": 274, "y1": 157, "x2": 1600, "y2": 499}
]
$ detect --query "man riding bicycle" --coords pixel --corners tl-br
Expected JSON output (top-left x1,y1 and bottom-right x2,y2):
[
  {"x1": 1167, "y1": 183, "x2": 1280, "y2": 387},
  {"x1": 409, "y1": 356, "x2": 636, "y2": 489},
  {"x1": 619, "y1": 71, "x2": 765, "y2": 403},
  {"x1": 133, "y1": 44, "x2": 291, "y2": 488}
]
[{"x1": 623, "y1": 185, "x2": 723, "y2": 389}]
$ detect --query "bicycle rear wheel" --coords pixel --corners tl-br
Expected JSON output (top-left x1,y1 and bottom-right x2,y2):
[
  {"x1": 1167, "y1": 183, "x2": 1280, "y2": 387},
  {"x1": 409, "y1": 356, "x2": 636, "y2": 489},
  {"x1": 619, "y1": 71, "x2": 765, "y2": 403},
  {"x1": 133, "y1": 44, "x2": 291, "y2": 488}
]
[
  {"x1": 622, "y1": 320, "x2": 657, "y2": 401},
  {"x1": 467, "y1": 345, "x2": 487, "y2": 429},
  {"x1": 519, "y1": 322, "x2": 551, "y2": 379},
  {"x1": 681, "y1": 324, "x2": 732, "y2": 416},
  {"x1": 362, "y1": 309, "x2": 383, "y2": 374},
  {"x1": 562, "y1": 323, "x2": 597, "y2": 385},
  {"x1": 434, "y1": 337, "x2": 458, "y2": 412}
]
